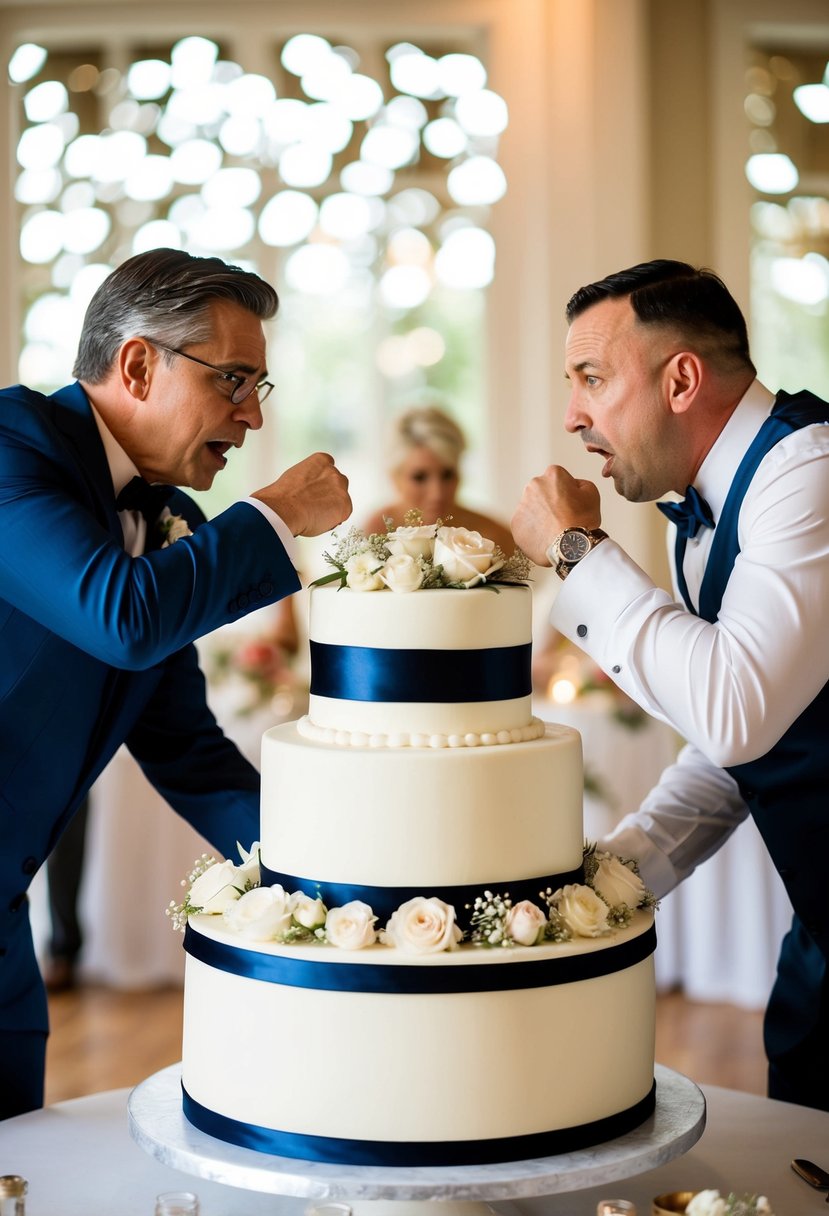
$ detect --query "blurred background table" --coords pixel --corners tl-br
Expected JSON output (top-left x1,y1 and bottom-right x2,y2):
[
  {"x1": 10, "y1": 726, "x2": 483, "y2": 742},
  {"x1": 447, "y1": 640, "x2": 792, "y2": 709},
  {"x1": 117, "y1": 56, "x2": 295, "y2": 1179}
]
[{"x1": 29, "y1": 617, "x2": 307, "y2": 988}]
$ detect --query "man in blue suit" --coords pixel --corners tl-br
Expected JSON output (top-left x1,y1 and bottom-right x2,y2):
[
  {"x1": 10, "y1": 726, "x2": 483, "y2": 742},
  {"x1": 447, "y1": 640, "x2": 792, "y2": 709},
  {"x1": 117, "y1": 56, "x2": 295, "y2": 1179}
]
[
  {"x1": 0, "y1": 248, "x2": 351, "y2": 1118},
  {"x1": 513, "y1": 259, "x2": 829, "y2": 1111}
]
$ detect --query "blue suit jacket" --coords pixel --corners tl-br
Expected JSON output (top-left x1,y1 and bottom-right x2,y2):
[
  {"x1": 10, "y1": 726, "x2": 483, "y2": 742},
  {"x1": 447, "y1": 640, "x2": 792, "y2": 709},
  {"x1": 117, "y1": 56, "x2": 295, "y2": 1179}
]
[{"x1": 0, "y1": 381, "x2": 301, "y2": 1034}]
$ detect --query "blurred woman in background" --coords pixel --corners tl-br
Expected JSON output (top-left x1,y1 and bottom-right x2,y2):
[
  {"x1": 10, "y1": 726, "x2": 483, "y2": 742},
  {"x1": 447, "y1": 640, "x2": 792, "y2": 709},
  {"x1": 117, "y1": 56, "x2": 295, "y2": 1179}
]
[{"x1": 362, "y1": 405, "x2": 514, "y2": 553}]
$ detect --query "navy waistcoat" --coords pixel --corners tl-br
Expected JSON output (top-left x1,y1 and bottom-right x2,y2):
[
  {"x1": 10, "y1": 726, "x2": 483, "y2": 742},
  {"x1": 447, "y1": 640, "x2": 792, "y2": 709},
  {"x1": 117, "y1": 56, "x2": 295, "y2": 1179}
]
[{"x1": 690, "y1": 389, "x2": 829, "y2": 957}]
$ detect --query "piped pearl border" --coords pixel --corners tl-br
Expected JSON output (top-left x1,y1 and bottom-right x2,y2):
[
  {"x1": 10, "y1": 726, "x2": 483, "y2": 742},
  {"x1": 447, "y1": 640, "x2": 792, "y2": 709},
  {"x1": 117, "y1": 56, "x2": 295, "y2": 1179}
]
[{"x1": 296, "y1": 715, "x2": 546, "y2": 749}]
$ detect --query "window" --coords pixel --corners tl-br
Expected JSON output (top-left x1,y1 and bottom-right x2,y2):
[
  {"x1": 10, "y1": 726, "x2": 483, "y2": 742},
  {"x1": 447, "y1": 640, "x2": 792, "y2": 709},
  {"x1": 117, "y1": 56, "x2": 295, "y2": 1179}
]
[
  {"x1": 10, "y1": 32, "x2": 508, "y2": 518},
  {"x1": 744, "y1": 44, "x2": 829, "y2": 397}
]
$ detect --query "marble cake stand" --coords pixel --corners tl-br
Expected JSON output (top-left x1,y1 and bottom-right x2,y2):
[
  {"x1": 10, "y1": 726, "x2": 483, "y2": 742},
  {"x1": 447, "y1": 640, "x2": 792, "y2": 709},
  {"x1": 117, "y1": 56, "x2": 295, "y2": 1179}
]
[{"x1": 128, "y1": 1062, "x2": 705, "y2": 1216}]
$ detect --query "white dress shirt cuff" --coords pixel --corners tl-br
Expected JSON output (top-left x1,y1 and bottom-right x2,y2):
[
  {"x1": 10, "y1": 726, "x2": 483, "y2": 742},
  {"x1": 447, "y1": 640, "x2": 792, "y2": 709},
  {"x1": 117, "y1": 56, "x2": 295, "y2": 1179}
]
[
  {"x1": 550, "y1": 540, "x2": 667, "y2": 654},
  {"x1": 244, "y1": 497, "x2": 298, "y2": 565},
  {"x1": 598, "y1": 822, "x2": 681, "y2": 900}
]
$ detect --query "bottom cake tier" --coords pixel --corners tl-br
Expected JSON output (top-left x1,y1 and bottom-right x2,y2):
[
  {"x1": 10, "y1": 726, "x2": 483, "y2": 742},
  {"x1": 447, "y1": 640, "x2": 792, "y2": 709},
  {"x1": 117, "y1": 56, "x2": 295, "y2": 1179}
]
[{"x1": 181, "y1": 911, "x2": 656, "y2": 1167}]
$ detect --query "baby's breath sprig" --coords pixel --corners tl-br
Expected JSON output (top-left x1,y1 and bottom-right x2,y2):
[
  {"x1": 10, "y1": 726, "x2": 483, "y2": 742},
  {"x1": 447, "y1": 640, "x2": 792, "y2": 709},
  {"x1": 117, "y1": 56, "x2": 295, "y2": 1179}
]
[
  {"x1": 165, "y1": 853, "x2": 217, "y2": 931},
  {"x1": 538, "y1": 889, "x2": 573, "y2": 942},
  {"x1": 605, "y1": 903, "x2": 635, "y2": 928},
  {"x1": 279, "y1": 923, "x2": 320, "y2": 945},
  {"x1": 466, "y1": 889, "x2": 513, "y2": 947},
  {"x1": 499, "y1": 550, "x2": 533, "y2": 583}
]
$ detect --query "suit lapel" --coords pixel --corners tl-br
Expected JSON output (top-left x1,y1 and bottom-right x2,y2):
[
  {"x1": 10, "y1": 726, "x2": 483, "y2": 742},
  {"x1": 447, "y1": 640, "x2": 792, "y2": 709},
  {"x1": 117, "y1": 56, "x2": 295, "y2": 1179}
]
[{"x1": 50, "y1": 381, "x2": 122, "y2": 539}]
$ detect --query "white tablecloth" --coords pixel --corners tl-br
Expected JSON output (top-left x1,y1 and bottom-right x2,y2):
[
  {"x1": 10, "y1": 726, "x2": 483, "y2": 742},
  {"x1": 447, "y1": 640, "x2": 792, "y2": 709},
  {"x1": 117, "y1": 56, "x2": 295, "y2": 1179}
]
[
  {"x1": 1, "y1": 1081, "x2": 827, "y2": 1216},
  {"x1": 534, "y1": 697, "x2": 793, "y2": 1010}
]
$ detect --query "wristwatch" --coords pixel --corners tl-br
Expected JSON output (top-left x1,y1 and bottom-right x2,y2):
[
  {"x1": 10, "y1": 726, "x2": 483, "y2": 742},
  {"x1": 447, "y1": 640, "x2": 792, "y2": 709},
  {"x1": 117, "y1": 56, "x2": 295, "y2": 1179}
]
[{"x1": 548, "y1": 527, "x2": 608, "y2": 580}]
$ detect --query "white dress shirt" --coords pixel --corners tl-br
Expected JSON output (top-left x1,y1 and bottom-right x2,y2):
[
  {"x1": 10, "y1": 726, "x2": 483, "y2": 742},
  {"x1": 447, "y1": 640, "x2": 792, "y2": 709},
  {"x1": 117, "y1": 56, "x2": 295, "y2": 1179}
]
[
  {"x1": 90, "y1": 406, "x2": 297, "y2": 561},
  {"x1": 550, "y1": 380, "x2": 829, "y2": 897}
]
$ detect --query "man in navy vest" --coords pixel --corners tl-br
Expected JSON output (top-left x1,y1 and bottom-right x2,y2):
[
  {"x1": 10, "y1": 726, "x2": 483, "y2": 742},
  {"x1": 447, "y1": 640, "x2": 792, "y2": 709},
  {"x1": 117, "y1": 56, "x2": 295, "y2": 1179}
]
[
  {"x1": 0, "y1": 248, "x2": 351, "y2": 1118},
  {"x1": 512, "y1": 259, "x2": 829, "y2": 1111}
]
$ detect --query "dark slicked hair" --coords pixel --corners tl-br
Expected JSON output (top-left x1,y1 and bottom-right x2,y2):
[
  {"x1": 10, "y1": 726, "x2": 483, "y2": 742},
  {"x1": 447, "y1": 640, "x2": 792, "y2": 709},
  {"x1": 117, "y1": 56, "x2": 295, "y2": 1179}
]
[
  {"x1": 566, "y1": 259, "x2": 756, "y2": 375},
  {"x1": 73, "y1": 248, "x2": 279, "y2": 383}
]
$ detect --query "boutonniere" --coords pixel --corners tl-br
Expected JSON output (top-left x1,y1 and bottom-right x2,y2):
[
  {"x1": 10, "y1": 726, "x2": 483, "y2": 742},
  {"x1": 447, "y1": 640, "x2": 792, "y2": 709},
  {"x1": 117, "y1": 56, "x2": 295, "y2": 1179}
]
[{"x1": 158, "y1": 506, "x2": 193, "y2": 547}]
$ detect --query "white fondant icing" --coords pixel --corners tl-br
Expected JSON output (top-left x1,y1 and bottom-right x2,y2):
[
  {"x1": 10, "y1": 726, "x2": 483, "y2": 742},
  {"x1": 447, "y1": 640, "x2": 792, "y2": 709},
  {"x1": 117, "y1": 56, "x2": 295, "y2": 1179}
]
[
  {"x1": 306, "y1": 585, "x2": 535, "y2": 740},
  {"x1": 296, "y1": 714, "x2": 546, "y2": 749},
  {"x1": 260, "y1": 723, "x2": 583, "y2": 887},
  {"x1": 182, "y1": 913, "x2": 655, "y2": 1143}
]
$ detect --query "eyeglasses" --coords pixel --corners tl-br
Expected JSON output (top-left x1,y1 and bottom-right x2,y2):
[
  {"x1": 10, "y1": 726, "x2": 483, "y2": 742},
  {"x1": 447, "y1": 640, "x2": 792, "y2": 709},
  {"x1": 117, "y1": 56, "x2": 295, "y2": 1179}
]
[{"x1": 152, "y1": 342, "x2": 274, "y2": 405}]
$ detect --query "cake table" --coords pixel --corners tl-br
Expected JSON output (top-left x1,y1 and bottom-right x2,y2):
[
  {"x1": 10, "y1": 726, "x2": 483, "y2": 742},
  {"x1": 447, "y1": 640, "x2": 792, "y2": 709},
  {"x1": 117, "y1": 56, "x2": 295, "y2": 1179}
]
[{"x1": 128, "y1": 1063, "x2": 705, "y2": 1216}]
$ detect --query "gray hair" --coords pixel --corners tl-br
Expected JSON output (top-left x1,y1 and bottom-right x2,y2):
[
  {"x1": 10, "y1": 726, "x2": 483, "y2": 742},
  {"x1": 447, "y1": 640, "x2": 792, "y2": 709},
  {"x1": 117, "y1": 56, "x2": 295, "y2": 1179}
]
[
  {"x1": 387, "y1": 406, "x2": 467, "y2": 473},
  {"x1": 73, "y1": 248, "x2": 279, "y2": 383}
]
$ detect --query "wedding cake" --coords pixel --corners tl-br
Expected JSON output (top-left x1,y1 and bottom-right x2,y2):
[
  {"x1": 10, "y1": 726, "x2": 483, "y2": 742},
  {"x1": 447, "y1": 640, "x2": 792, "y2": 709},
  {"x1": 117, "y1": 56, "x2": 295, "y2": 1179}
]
[{"x1": 178, "y1": 527, "x2": 656, "y2": 1167}]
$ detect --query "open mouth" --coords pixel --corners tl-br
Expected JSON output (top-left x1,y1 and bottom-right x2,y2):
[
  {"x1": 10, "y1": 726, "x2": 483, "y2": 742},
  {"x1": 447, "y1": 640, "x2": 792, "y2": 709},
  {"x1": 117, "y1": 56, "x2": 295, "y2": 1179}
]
[
  {"x1": 586, "y1": 443, "x2": 614, "y2": 477},
  {"x1": 207, "y1": 440, "x2": 233, "y2": 467}
]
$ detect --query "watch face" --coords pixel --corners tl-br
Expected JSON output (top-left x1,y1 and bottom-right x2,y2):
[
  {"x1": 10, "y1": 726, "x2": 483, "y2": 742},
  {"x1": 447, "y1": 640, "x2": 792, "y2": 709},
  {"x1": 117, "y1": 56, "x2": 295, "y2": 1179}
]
[{"x1": 558, "y1": 529, "x2": 591, "y2": 563}]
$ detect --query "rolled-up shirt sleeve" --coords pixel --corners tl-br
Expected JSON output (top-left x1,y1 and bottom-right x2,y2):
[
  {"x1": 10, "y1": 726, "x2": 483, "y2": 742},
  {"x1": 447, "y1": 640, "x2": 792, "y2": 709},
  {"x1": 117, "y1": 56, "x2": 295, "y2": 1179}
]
[{"x1": 600, "y1": 742, "x2": 749, "y2": 898}]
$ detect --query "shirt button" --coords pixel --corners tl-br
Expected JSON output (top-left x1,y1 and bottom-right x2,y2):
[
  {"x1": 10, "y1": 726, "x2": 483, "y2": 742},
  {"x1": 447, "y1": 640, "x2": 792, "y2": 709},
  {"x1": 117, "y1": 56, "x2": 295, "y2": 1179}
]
[
  {"x1": 21, "y1": 857, "x2": 37, "y2": 876},
  {"x1": 612, "y1": 665, "x2": 621, "y2": 674},
  {"x1": 577, "y1": 624, "x2": 587, "y2": 638}
]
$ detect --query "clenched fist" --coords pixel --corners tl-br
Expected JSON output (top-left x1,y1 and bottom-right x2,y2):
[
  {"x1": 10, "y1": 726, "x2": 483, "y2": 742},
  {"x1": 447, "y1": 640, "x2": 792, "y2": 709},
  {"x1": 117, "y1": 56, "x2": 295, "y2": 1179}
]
[
  {"x1": 512, "y1": 465, "x2": 602, "y2": 565},
  {"x1": 252, "y1": 452, "x2": 351, "y2": 537}
]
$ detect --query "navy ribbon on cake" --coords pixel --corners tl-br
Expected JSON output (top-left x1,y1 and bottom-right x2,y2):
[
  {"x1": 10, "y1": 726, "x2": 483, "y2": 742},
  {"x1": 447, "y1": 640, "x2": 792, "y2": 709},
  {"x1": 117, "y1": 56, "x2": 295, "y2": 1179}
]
[
  {"x1": 310, "y1": 640, "x2": 532, "y2": 703},
  {"x1": 181, "y1": 1080, "x2": 656, "y2": 1166},
  {"x1": 183, "y1": 922, "x2": 655, "y2": 994},
  {"x1": 259, "y1": 864, "x2": 584, "y2": 933}
]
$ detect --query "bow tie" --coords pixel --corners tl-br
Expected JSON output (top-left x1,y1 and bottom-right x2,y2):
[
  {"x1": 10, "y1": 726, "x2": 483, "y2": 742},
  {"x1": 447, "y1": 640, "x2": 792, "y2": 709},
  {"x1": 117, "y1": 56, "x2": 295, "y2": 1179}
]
[
  {"x1": 656, "y1": 485, "x2": 715, "y2": 539},
  {"x1": 115, "y1": 477, "x2": 173, "y2": 522}
]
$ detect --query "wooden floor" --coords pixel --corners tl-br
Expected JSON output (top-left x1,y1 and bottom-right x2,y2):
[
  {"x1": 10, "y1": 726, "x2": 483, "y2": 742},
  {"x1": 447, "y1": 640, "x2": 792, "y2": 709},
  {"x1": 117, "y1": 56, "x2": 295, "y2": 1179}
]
[{"x1": 43, "y1": 983, "x2": 768, "y2": 1105}]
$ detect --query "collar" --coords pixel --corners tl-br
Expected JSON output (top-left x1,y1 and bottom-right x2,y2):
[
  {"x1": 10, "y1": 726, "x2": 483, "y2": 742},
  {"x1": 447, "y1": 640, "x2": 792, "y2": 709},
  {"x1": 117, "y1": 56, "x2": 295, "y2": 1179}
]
[
  {"x1": 692, "y1": 378, "x2": 776, "y2": 524},
  {"x1": 88, "y1": 402, "x2": 141, "y2": 498}
]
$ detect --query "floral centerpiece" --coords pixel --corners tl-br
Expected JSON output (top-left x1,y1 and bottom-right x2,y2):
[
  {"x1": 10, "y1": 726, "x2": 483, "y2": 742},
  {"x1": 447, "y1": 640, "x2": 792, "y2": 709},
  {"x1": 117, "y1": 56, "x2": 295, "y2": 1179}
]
[
  {"x1": 685, "y1": 1191, "x2": 773, "y2": 1216},
  {"x1": 208, "y1": 632, "x2": 304, "y2": 718},
  {"x1": 167, "y1": 841, "x2": 656, "y2": 955},
  {"x1": 310, "y1": 510, "x2": 532, "y2": 593}
]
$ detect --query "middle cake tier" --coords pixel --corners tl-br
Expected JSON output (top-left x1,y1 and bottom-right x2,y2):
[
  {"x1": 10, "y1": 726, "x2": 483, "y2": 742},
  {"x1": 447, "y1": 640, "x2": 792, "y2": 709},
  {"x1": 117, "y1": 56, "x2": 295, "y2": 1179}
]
[{"x1": 259, "y1": 722, "x2": 583, "y2": 919}]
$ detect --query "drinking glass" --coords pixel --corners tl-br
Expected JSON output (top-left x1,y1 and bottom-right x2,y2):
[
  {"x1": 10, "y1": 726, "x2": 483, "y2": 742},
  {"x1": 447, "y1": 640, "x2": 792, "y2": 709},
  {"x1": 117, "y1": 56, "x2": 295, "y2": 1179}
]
[{"x1": 154, "y1": 1192, "x2": 200, "y2": 1216}]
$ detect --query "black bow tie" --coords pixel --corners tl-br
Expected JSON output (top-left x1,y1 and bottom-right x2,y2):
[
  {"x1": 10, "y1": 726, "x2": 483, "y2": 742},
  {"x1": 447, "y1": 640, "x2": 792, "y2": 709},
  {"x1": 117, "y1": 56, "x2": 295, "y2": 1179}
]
[
  {"x1": 115, "y1": 477, "x2": 173, "y2": 522},
  {"x1": 656, "y1": 485, "x2": 715, "y2": 539}
]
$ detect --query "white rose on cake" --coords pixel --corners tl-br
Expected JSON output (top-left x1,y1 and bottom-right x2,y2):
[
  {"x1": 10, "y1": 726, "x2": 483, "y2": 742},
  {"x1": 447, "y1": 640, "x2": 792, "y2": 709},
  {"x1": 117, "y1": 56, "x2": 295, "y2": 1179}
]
[
  {"x1": 290, "y1": 891, "x2": 328, "y2": 930},
  {"x1": 385, "y1": 524, "x2": 437, "y2": 561},
  {"x1": 591, "y1": 853, "x2": 646, "y2": 909},
  {"x1": 223, "y1": 885, "x2": 293, "y2": 940},
  {"x1": 188, "y1": 858, "x2": 247, "y2": 914},
  {"x1": 433, "y1": 527, "x2": 504, "y2": 587},
  {"x1": 380, "y1": 553, "x2": 424, "y2": 593},
  {"x1": 325, "y1": 901, "x2": 378, "y2": 949},
  {"x1": 553, "y1": 883, "x2": 611, "y2": 938},
  {"x1": 235, "y1": 840, "x2": 261, "y2": 890},
  {"x1": 383, "y1": 896, "x2": 463, "y2": 954},
  {"x1": 506, "y1": 899, "x2": 548, "y2": 946},
  {"x1": 345, "y1": 551, "x2": 385, "y2": 591}
]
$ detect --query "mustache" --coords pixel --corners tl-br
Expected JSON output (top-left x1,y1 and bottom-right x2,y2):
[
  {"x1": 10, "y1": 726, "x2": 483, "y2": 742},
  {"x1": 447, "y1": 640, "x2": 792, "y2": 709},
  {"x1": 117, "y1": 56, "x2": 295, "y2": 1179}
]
[{"x1": 580, "y1": 429, "x2": 611, "y2": 452}]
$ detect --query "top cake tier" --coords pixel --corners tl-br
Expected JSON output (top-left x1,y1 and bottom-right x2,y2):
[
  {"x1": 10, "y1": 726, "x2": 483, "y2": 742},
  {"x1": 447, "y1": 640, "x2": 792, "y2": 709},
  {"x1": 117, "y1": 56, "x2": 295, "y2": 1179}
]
[{"x1": 301, "y1": 583, "x2": 541, "y2": 745}]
